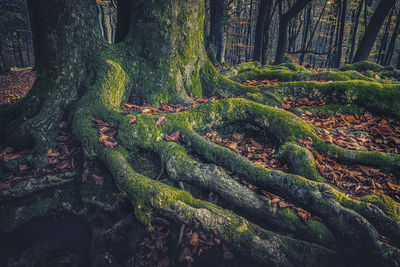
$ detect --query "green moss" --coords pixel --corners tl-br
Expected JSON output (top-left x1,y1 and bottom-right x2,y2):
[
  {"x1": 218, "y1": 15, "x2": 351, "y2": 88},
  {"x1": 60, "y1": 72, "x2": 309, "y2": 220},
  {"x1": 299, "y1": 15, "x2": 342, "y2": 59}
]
[
  {"x1": 339, "y1": 61, "x2": 384, "y2": 72},
  {"x1": 304, "y1": 104, "x2": 361, "y2": 115},
  {"x1": 360, "y1": 194, "x2": 400, "y2": 224},
  {"x1": 263, "y1": 80, "x2": 400, "y2": 118},
  {"x1": 279, "y1": 142, "x2": 325, "y2": 182},
  {"x1": 234, "y1": 61, "x2": 261, "y2": 73},
  {"x1": 278, "y1": 63, "x2": 309, "y2": 72},
  {"x1": 244, "y1": 92, "x2": 283, "y2": 106}
]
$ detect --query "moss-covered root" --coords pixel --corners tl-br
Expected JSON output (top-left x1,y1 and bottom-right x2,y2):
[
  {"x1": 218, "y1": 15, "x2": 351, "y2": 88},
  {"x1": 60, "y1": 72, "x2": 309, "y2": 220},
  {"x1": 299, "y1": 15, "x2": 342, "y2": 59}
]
[
  {"x1": 339, "y1": 61, "x2": 384, "y2": 72},
  {"x1": 277, "y1": 142, "x2": 325, "y2": 182},
  {"x1": 229, "y1": 68, "x2": 376, "y2": 84},
  {"x1": 154, "y1": 140, "x2": 334, "y2": 246},
  {"x1": 262, "y1": 81, "x2": 400, "y2": 118},
  {"x1": 200, "y1": 61, "x2": 254, "y2": 97},
  {"x1": 98, "y1": 146, "x2": 339, "y2": 267},
  {"x1": 180, "y1": 129, "x2": 400, "y2": 263}
]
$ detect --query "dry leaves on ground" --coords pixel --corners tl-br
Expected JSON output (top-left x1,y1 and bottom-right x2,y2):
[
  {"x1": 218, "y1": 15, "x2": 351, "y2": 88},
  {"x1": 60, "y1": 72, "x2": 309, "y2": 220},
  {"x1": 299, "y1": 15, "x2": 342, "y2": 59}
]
[{"x1": 0, "y1": 121, "x2": 79, "y2": 190}]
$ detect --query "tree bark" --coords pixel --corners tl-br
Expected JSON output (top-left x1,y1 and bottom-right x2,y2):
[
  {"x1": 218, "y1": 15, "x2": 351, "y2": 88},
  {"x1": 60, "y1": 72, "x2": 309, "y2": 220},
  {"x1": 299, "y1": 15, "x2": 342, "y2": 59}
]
[
  {"x1": 274, "y1": 0, "x2": 311, "y2": 65},
  {"x1": 376, "y1": 8, "x2": 394, "y2": 65},
  {"x1": 334, "y1": 0, "x2": 347, "y2": 68},
  {"x1": 348, "y1": 0, "x2": 363, "y2": 63},
  {"x1": 352, "y1": 0, "x2": 396, "y2": 63},
  {"x1": 253, "y1": 0, "x2": 273, "y2": 62},
  {"x1": 383, "y1": 7, "x2": 400, "y2": 66},
  {"x1": 210, "y1": 0, "x2": 227, "y2": 64}
]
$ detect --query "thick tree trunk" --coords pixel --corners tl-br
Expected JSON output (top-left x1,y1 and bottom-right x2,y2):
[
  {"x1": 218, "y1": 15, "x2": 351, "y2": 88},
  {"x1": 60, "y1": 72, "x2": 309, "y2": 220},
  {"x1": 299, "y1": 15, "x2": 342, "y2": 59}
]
[
  {"x1": 0, "y1": 0, "x2": 100, "y2": 166},
  {"x1": 274, "y1": 0, "x2": 311, "y2": 65},
  {"x1": 352, "y1": 0, "x2": 396, "y2": 63}
]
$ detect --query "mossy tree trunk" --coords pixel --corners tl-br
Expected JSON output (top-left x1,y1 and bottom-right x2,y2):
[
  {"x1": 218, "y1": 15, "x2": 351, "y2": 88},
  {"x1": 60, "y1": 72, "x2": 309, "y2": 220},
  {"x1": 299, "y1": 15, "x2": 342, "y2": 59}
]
[{"x1": 1, "y1": 0, "x2": 400, "y2": 266}]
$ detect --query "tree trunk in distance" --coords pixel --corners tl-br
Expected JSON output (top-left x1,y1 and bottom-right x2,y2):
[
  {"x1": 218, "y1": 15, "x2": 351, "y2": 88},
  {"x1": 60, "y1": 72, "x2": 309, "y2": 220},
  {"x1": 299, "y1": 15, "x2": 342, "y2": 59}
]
[
  {"x1": 274, "y1": 0, "x2": 311, "y2": 65},
  {"x1": 210, "y1": 0, "x2": 226, "y2": 64},
  {"x1": 352, "y1": 0, "x2": 396, "y2": 63}
]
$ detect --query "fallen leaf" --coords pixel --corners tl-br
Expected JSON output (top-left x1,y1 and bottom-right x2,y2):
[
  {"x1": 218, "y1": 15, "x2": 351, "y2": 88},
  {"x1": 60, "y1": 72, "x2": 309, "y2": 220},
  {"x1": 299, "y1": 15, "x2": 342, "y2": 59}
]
[
  {"x1": 227, "y1": 142, "x2": 238, "y2": 150},
  {"x1": 104, "y1": 140, "x2": 117, "y2": 148},
  {"x1": 156, "y1": 116, "x2": 167, "y2": 126},
  {"x1": 129, "y1": 116, "x2": 137, "y2": 124},
  {"x1": 189, "y1": 232, "x2": 199, "y2": 246},
  {"x1": 165, "y1": 131, "x2": 179, "y2": 141}
]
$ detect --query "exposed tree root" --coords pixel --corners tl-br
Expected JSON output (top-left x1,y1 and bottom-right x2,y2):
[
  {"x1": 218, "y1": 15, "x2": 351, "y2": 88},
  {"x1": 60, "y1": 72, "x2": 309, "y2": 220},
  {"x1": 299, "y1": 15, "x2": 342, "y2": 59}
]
[
  {"x1": 2, "y1": 5, "x2": 400, "y2": 263},
  {"x1": 0, "y1": 172, "x2": 75, "y2": 201},
  {"x1": 155, "y1": 140, "x2": 334, "y2": 245}
]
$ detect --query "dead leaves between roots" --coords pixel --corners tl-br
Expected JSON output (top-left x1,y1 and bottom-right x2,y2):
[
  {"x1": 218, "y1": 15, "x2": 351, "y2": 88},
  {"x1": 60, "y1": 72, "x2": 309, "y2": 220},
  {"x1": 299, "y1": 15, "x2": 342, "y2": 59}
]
[
  {"x1": 205, "y1": 131, "x2": 287, "y2": 171},
  {"x1": 0, "y1": 121, "x2": 78, "y2": 190},
  {"x1": 301, "y1": 111, "x2": 400, "y2": 154},
  {"x1": 299, "y1": 137, "x2": 400, "y2": 200},
  {"x1": 282, "y1": 96, "x2": 326, "y2": 110},
  {"x1": 130, "y1": 225, "x2": 232, "y2": 266}
]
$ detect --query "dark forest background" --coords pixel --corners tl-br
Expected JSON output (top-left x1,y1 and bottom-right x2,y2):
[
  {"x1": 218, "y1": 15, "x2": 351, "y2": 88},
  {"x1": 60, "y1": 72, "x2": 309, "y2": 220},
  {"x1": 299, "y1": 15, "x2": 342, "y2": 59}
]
[{"x1": 1, "y1": 0, "x2": 399, "y2": 72}]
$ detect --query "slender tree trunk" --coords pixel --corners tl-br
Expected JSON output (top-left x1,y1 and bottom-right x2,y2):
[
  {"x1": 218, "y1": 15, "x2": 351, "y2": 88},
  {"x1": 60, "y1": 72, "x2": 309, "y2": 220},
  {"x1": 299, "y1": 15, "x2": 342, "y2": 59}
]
[
  {"x1": 299, "y1": 3, "x2": 311, "y2": 65},
  {"x1": 384, "y1": 7, "x2": 400, "y2": 66},
  {"x1": 303, "y1": 0, "x2": 328, "y2": 65},
  {"x1": 274, "y1": 0, "x2": 311, "y2": 65},
  {"x1": 334, "y1": 0, "x2": 346, "y2": 68},
  {"x1": 348, "y1": 0, "x2": 363, "y2": 63},
  {"x1": 352, "y1": 0, "x2": 396, "y2": 63},
  {"x1": 16, "y1": 32, "x2": 25, "y2": 67},
  {"x1": 376, "y1": 8, "x2": 393, "y2": 65},
  {"x1": 245, "y1": 0, "x2": 253, "y2": 61}
]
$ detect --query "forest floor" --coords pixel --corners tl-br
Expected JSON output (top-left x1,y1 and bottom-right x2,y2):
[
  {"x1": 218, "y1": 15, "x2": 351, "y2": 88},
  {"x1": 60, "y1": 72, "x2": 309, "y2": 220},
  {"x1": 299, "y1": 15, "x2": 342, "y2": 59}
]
[{"x1": 1, "y1": 68, "x2": 400, "y2": 266}]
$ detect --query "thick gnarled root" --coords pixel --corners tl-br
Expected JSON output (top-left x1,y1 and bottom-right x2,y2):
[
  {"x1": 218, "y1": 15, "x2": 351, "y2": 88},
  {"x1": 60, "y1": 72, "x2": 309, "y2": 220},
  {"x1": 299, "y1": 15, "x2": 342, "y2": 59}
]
[
  {"x1": 99, "y1": 145, "x2": 340, "y2": 267},
  {"x1": 154, "y1": 140, "x2": 335, "y2": 246},
  {"x1": 180, "y1": 129, "x2": 400, "y2": 262}
]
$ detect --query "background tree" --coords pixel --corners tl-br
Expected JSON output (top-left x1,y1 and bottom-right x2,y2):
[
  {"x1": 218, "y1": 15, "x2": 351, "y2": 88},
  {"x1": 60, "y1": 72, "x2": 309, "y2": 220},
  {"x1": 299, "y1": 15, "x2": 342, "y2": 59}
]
[
  {"x1": 274, "y1": 0, "x2": 311, "y2": 65},
  {"x1": 353, "y1": 0, "x2": 396, "y2": 63},
  {"x1": 253, "y1": 0, "x2": 272, "y2": 62},
  {"x1": 210, "y1": 0, "x2": 228, "y2": 64}
]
